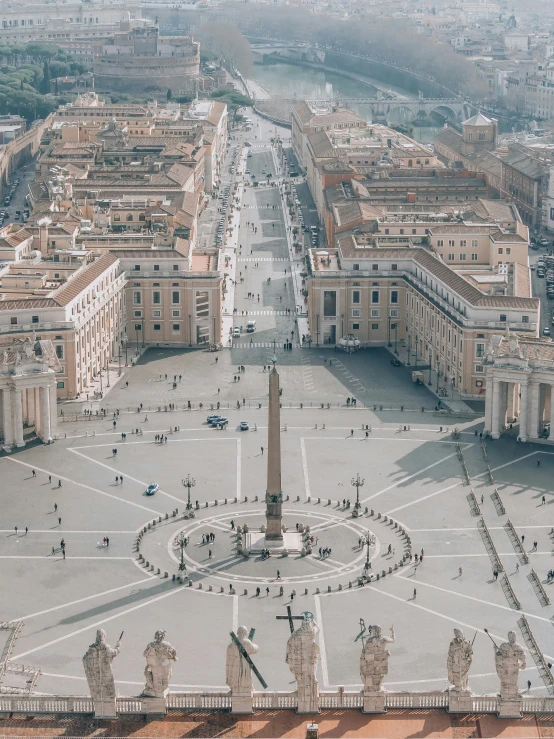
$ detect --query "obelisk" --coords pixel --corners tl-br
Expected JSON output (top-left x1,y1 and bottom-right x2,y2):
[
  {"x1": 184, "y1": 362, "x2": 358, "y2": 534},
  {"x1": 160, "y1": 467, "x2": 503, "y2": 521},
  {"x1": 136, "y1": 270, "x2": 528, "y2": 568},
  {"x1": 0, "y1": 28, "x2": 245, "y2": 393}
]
[{"x1": 265, "y1": 358, "x2": 283, "y2": 543}]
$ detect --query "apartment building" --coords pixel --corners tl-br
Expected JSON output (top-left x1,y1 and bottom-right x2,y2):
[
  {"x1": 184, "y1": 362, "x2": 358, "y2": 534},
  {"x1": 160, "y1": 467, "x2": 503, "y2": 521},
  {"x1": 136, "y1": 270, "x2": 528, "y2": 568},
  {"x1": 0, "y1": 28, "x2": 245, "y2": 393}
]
[
  {"x1": 307, "y1": 233, "x2": 538, "y2": 397},
  {"x1": 291, "y1": 102, "x2": 366, "y2": 169}
]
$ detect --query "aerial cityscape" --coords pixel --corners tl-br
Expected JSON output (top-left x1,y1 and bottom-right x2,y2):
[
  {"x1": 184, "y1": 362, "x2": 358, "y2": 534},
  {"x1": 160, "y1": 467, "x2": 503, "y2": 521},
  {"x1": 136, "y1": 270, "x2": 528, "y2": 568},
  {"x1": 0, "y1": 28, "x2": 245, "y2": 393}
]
[{"x1": 1, "y1": 0, "x2": 554, "y2": 737}]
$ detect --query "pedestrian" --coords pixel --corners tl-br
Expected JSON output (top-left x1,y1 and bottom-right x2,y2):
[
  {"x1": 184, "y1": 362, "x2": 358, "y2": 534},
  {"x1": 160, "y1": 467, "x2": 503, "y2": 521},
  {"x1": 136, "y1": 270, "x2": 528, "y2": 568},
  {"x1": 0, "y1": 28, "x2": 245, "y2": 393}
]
[
  {"x1": 218, "y1": 388, "x2": 220, "y2": 394},
  {"x1": 209, "y1": 549, "x2": 212, "y2": 558},
  {"x1": 229, "y1": 583, "x2": 233, "y2": 592},
  {"x1": 542, "y1": 495, "x2": 546, "y2": 505},
  {"x1": 256, "y1": 587, "x2": 260, "y2": 597},
  {"x1": 266, "y1": 587, "x2": 270, "y2": 596},
  {"x1": 413, "y1": 588, "x2": 417, "y2": 599},
  {"x1": 49, "y1": 475, "x2": 52, "y2": 484},
  {"x1": 350, "y1": 430, "x2": 354, "y2": 438},
  {"x1": 14, "y1": 526, "x2": 18, "y2": 535},
  {"x1": 481, "y1": 494, "x2": 484, "y2": 504},
  {"x1": 52, "y1": 546, "x2": 55, "y2": 555},
  {"x1": 63, "y1": 549, "x2": 66, "y2": 559},
  {"x1": 290, "y1": 591, "x2": 295, "y2": 601},
  {"x1": 58, "y1": 479, "x2": 62, "y2": 487},
  {"x1": 120, "y1": 476, "x2": 123, "y2": 484},
  {"x1": 25, "y1": 526, "x2": 28, "y2": 535},
  {"x1": 32, "y1": 469, "x2": 36, "y2": 478},
  {"x1": 527, "y1": 680, "x2": 532, "y2": 692},
  {"x1": 230, "y1": 520, "x2": 235, "y2": 530},
  {"x1": 103, "y1": 537, "x2": 106, "y2": 546},
  {"x1": 277, "y1": 569, "x2": 281, "y2": 579},
  {"x1": 54, "y1": 503, "x2": 57, "y2": 512},
  {"x1": 515, "y1": 562, "x2": 519, "y2": 573},
  {"x1": 58, "y1": 517, "x2": 62, "y2": 526},
  {"x1": 533, "y1": 540, "x2": 538, "y2": 551},
  {"x1": 106, "y1": 537, "x2": 109, "y2": 546},
  {"x1": 537, "y1": 459, "x2": 541, "y2": 466},
  {"x1": 521, "y1": 534, "x2": 525, "y2": 544},
  {"x1": 261, "y1": 446, "x2": 264, "y2": 455},
  {"x1": 458, "y1": 567, "x2": 462, "y2": 577},
  {"x1": 115, "y1": 476, "x2": 119, "y2": 485}
]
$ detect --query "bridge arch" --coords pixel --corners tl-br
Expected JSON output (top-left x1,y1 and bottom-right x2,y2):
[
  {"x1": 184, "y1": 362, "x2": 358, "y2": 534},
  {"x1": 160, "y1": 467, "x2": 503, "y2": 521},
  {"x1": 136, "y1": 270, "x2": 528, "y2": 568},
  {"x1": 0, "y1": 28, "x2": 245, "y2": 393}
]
[
  {"x1": 385, "y1": 104, "x2": 419, "y2": 121},
  {"x1": 428, "y1": 104, "x2": 460, "y2": 121}
]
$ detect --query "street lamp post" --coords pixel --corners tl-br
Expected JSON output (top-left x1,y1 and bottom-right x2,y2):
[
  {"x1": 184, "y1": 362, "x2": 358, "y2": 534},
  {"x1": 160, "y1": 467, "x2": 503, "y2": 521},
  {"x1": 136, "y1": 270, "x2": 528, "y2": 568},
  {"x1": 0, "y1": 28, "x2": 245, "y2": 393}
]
[
  {"x1": 393, "y1": 323, "x2": 398, "y2": 355},
  {"x1": 106, "y1": 357, "x2": 110, "y2": 388},
  {"x1": 407, "y1": 334, "x2": 412, "y2": 366},
  {"x1": 428, "y1": 349, "x2": 432, "y2": 385},
  {"x1": 174, "y1": 532, "x2": 188, "y2": 572},
  {"x1": 414, "y1": 336, "x2": 418, "y2": 369},
  {"x1": 182, "y1": 474, "x2": 196, "y2": 515},
  {"x1": 99, "y1": 368, "x2": 103, "y2": 395},
  {"x1": 436, "y1": 359, "x2": 441, "y2": 393},
  {"x1": 351, "y1": 473, "x2": 364, "y2": 518},
  {"x1": 387, "y1": 317, "x2": 392, "y2": 347},
  {"x1": 118, "y1": 343, "x2": 122, "y2": 377},
  {"x1": 362, "y1": 530, "x2": 376, "y2": 574}
]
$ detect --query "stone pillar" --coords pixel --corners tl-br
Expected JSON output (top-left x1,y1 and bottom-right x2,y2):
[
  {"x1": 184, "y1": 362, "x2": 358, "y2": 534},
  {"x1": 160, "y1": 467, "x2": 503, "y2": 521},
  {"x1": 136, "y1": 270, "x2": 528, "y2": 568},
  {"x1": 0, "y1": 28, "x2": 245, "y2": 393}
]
[
  {"x1": 519, "y1": 382, "x2": 529, "y2": 442},
  {"x1": 1, "y1": 388, "x2": 13, "y2": 447},
  {"x1": 528, "y1": 383, "x2": 541, "y2": 440},
  {"x1": 491, "y1": 379, "x2": 501, "y2": 439},
  {"x1": 27, "y1": 387, "x2": 36, "y2": 428},
  {"x1": 50, "y1": 383, "x2": 57, "y2": 439},
  {"x1": 506, "y1": 382, "x2": 515, "y2": 423},
  {"x1": 39, "y1": 385, "x2": 51, "y2": 442},
  {"x1": 13, "y1": 388, "x2": 24, "y2": 447},
  {"x1": 484, "y1": 373, "x2": 494, "y2": 434},
  {"x1": 21, "y1": 388, "x2": 27, "y2": 424},
  {"x1": 34, "y1": 386, "x2": 41, "y2": 438}
]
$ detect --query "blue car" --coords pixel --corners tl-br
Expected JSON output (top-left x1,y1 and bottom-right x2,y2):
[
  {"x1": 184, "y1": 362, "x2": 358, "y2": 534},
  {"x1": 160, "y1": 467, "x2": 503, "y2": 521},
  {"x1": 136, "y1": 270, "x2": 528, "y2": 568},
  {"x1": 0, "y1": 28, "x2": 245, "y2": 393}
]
[{"x1": 146, "y1": 483, "x2": 159, "y2": 496}]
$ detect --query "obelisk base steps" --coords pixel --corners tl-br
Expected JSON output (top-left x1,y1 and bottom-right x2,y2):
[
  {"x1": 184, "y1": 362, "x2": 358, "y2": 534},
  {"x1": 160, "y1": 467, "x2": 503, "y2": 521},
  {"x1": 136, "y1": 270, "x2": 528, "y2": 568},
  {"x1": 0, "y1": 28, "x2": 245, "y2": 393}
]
[{"x1": 247, "y1": 531, "x2": 303, "y2": 554}]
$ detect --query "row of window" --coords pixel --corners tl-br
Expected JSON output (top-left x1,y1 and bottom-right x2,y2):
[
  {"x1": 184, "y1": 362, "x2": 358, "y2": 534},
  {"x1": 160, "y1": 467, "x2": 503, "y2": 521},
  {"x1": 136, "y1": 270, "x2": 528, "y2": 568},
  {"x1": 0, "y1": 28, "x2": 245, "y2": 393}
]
[
  {"x1": 134, "y1": 310, "x2": 182, "y2": 318},
  {"x1": 133, "y1": 265, "x2": 180, "y2": 271},
  {"x1": 134, "y1": 291, "x2": 182, "y2": 305},
  {"x1": 437, "y1": 239, "x2": 480, "y2": 248},
  {"x1": 350, "y1": 289, "x2": 399, "y2": 305},
  {"x1": 135, "y1": 323, "x2": 182, "y2": 332}
]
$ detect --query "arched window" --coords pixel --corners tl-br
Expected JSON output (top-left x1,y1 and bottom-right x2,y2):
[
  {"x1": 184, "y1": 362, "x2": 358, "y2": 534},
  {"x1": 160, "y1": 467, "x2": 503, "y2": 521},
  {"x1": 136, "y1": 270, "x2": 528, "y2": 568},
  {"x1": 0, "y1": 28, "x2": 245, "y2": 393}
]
[
  {"x1": 138, "y1": 213, "x2": 146, "y2": 222},
  {"x1": 113, "y1": 213, "x2": 120, "y2": 221},
  {"x1": 408, "y1": 160, "x2": 413, "y2": 167},
  {"x1": 126, "y1": 213, "x2": 133, "y2": 222}
]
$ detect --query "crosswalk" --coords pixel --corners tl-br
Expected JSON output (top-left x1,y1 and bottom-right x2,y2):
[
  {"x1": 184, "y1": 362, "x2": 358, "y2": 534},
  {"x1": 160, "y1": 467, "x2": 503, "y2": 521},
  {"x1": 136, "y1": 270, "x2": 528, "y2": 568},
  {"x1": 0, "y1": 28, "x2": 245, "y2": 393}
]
[
  {"x1": 232, "y1": 342, "x2": 300, "y2": 348},
  {"x1": 238, "y1": 257, "x2": 289, "y2": 262},
  {"x1": 235, "y1": 310, "x2": 290, "y2": 315}
]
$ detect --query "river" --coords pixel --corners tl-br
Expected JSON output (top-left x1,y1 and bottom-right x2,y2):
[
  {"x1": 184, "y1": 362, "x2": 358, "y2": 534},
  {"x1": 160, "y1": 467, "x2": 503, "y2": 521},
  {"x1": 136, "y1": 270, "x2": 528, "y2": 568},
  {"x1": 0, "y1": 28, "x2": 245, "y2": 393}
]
[{"x1": 249, "y1": 61, "x2": 442, "y2": 144}]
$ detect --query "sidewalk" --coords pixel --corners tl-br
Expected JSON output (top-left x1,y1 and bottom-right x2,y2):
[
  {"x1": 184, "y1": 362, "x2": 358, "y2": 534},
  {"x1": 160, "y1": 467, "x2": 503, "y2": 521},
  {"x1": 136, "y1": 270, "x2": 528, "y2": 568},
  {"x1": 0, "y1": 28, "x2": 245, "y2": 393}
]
[
  {"x1": 271, "y1": 145, "x2": 310, "y2": 343},
  {"x1": 391, "y1": 340, "x2": 479, "y2": 415}
]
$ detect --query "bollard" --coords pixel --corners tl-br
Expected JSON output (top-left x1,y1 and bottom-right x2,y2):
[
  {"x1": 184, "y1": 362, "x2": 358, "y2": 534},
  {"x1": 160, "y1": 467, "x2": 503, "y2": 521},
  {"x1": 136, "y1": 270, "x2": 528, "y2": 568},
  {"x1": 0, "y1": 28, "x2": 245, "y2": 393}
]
[
  {"x1": 286, "y1": 495, "x2": 290, "y2": 501},
  {"x1": 215, "y1": 500, "x2": 218, "y2": 506},
  {"x1": 198, "y1": 583, "x2": 203, "y2": 590},
  {"x1": 307, "y1": 496, "x2": 311, "y2": 503},
  {"x1": 328, "y1": 499, "x2": 331, "y2": 506},
  {"x1": 305, "y1": 588, "x2": 308, "y2": 595},
  {"x1": 231, "y1": 588, "x2": 236, "y2": 594},
  {"x1": 382, "y1": 570, "x2": 386, "y2": 577},
  {"x1": 164, "y1": 571, "x2": 168, "y2": 578},
  {"x1": 318, "y1": 497, "x2": 321, "y2": 504},
  {"x1": 377, "y1": 512, "x2": 381, "y2": 519},
  {"x1": 328, "y1": 585, "x2": 331, "y2": 592},
  {"x1": 384, "y1": 515, "x2": 388, "y2": 522},
  {"x1": 245, "y1": 496, "x2": 248, "y2": 503},
  {"x1": 349, "y1": 581, "x2": 352, "y2": 588},
  {"x1": 209, "y1": 585, "x2": 213, "y2": 592},
  {"x1": 254, "y1": 495, "x2": 258, "y2": 502},
  {"x1": 188, "y1": 579, "x2": 193, "y2": 587},
  {"x1": 297, "y1": 495, "x2": 300, "y2": 502},
  {"x1": 388, "y1": 567, "x2": 392, "y2": 574},
  {"x1": 150, "y1": 565, "x2": 154, "y2": 571},
  {"x1": 225, "y1": 498, "x2": 228, "y2": 504},
  {"x1": 234, "y1": 497, "x2": 238, "y2": 503},
  {"x1": 370, "y1": 509, "x2": 374, "y2": 516},
  {"x1": 172, "y1": 574, "x2": 176, "y2": 582},
  {"x1": 152, "y1": 520, "x2": 156, "y2": 526},
  {"x1": 364, "y1": 507, "x2": 368, "y2": 514},
  {"x1": 220, "y1": 586, "x2": 224, "y2": 593},
  {"x1": 156, "y1": 568, "x2": 160, "y2": 575},
  {"x1": 205, "y1": 502, "x2": 208, "y2": 508},
  {"x1": 244, "y1": 589, "x2": 248, "y2": 596},
  {"x1": 316, "y1": 587, "x2": 320, "y2": 594},
  {"x1": 165, "y1": 513, "x2": 168, "y2": 520},
  {"x1": 158, "y1": 516, "x2": 162, "y2": 523},
  {"x1": 338, "y1": 584, "x2": 342, "y2": 591},
  {"x1": 145, "y1": 560, "x2": 150, "y2": 567}
]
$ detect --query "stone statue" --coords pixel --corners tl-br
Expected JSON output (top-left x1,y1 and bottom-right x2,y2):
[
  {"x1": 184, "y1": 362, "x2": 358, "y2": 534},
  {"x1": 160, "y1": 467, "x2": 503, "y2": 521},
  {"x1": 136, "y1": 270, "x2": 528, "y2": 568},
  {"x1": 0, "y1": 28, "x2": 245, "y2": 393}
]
[
  {"x1": 14, "y1": 351, "x2": 21, "y2": 365},
  {"x1": 83, "y1": 629, "x2": 121, "y2": 717},
  {"x1": 447, "y1": 629, "x2": 473, "y2": 692},
  {"x1": 286, "y1": 617, "x2": 320, "y2": 714},
  {"x1": 360, "y1": 624, "x2": 395, "y2": 693},
  {"x1": 24, "y1": 338, "x2": 33, "y2": 359},
  {"x1": 142, "y1": 630, "x2": 177, "y2": 698},
  {"x1": 226, "y1": 626, "x2": 259, "y2": 713},
  {"x1": 495, "y1": 631, "x2": 526, "y2": 700}
]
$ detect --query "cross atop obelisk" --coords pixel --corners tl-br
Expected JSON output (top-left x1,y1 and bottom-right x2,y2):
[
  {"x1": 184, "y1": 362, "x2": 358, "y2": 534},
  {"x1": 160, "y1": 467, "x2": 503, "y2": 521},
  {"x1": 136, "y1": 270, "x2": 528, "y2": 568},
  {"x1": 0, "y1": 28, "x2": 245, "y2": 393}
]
[{"x1": 265, "y1": 353, "x2": 283, "y2": 543}]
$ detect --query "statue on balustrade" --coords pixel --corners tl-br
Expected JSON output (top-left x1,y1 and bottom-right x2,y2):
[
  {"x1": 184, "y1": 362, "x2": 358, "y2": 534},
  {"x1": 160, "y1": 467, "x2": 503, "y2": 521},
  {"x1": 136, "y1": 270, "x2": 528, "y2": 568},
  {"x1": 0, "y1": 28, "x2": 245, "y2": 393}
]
[
  {"x1": 83, "y1": 629, "x2": 121, "y2": 707},
  {"x1": 286, "y1": 616, "x2": 320, "y2": 713},
  {"x1": 447, "y1": 628, "x2": 473, "y2": 692},
  {"x1": 142, "y1": 629, "x2": 177, "y2": 698},
  {"x1": 495, "y1": 631, "x2": 526, "y2": 700},
  {"x1": 360, "y1": 624, "x2": 395, "y2": 693}
]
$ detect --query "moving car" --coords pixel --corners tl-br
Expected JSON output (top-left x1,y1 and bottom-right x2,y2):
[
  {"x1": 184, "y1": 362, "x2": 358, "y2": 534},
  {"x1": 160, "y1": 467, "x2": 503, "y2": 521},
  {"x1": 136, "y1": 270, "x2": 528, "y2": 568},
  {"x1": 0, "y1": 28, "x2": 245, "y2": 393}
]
[
  {"x1": 146, "y1": 483, "x2": 159, "y2": 496},
  {"x1": 207, "y1": 414, "x2": 220, "y2": 423},
  {"x1": 233, "y1": 326, "x2": 241, "y2": 337},
  {"x1": 247, "y1": 320, "x2": 256, "y2": 333},
  {"x1": 240, "y1": 421, "x2": 249, "y2": 431}
]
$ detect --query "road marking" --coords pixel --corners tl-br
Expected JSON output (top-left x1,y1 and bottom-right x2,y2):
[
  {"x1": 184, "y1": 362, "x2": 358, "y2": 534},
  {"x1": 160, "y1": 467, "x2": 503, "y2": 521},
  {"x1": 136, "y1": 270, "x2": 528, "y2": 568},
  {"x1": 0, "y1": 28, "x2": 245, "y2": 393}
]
[
  {"x1": 4, "y1": 458, "x2": 162, "y2": 516},
  {"x1": 11, "y1": 584, "x2": 185, "y2": 660},
  {"x1": 300, "y1": 437, "x2": 310, "y2": 500},
  {"x1": 0, "y1": 556, "x2": 133, "y2": 560},
  {"x1": 314, "y1": 594, "x2": 329, "y2": 687},
  {"x1": 15, "y1": 577, "x2": 156, "y2": 621}
]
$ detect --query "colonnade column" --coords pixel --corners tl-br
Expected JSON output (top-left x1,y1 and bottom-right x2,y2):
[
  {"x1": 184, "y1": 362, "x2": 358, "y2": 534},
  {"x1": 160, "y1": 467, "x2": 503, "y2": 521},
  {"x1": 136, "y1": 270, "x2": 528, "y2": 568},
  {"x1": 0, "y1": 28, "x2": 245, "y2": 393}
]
[
  {"x1": 2, "y1": 388, "x2": 13, "y2": 447},
  {"x1": 519, "y1": 382, "x2": 529, "y2": 442},
  {"x1": 506, "y1": 382, "x2": 515, "y2": 423},
  {"x1": 22, "y1": 388, "x2": 27, "y2": 424},
  {"x1": 34, "y1": 386, "x2": 41, "y2": 438},
  {"x1": 49, "y1": 383, "x2": 57, "y2": 439},
  {"x1": 13, "y1": 388, "x2": 24, "y2": 447},
  {"x1": 528, "y1": 382, "x2": 541, "y2": 440},
  {"x1": 39, "y1": 385, "x2": 51, "y2": 442},
  {"x1": 491, "y1": 379, "x2": 502, "y2": 439},
  {"x1": 27, "y1": 387, "x2": 35, "y2": 428}
]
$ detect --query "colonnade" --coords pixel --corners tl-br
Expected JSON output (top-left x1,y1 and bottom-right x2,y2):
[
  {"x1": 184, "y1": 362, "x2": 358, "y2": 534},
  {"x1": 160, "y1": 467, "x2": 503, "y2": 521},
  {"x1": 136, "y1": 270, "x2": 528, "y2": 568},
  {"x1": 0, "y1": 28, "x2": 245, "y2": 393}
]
[
  {"x1": 0, "y1": 382, "x2": 57, "y2": 448},
  {"x1": 485, "y1": 375, "x2": 554, "y2": 442}
]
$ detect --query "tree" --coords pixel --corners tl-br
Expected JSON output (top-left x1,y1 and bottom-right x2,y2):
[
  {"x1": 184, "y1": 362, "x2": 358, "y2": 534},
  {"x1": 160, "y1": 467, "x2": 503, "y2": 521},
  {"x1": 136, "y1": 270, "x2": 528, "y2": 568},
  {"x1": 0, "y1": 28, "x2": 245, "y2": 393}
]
[
  {"x1": 196, "y1": 22, "x2": 254, "y2": 77},
  {"x1": 166, "y1": 88, "x2": 172, "y2": 101},
  {"x1": 41, "y1": 61, "x2": 51, "y2": 95}
]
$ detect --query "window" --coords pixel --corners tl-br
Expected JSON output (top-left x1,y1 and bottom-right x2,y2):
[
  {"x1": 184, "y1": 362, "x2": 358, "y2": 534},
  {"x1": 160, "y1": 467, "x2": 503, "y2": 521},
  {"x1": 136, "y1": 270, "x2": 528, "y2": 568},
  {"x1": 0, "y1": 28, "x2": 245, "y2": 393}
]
[
  {"x1": 172, "y1": 291, "x2": 180, "y2": 304},
  {"x1": 399, "y1": 228, "x2": 404, "y2": 235},
  {"x1": 472, "y1": 240, "x2": 478, "y2": 248},
  {"x1": 172, "y1": 324, "x2": 180, "y2": 331},
  {"x1": 498, "y1": 248, "x2": 503, "y2": 255},
  {"x1": 471, "y1": 253, "x2": 478, "y2": 261},
  {"x1": 352, "y1": 323, "x2": 360, "y2": 329},
  {"x1": 153, "y1": 291, "x2": 161, "y2": 305},
  {"x1": 371, "y1": 291, "x2": 379, "y2": 303},
  {"x1": 153, "y1": 324, "x2": 161, "y2": 331},
  {"x1": 390, "y1": 290, "x2": 398, "y2": 304},
  {"x1": 154, "y1": 264, "x2": 160, "y2": 271},
  {"x1": 32, "y1": 315, "x2": 39, "y2": 323},
  {"x1": 352, "y1": 290, "x2": 360, "y2": 304},
  {"x1": 173, "y1": 264, "x2": 179, "y2": 271},
  {"x1": 477, "y1": 333, "x2": 485, "y2": 339},
  {"x1": 506, "y1": 248, "x2": 511, "y2": 255},
  {"x1": 371, "y1": 309, "x2": 380, "y2": 317},
  {"x1": 390, "y1": 309, "x2": 399, "y2": 317},
  {"x1": 10, "y1": 317, "x2": 17, "y2": 325},
  {"x1": 476, "y1": 343, "x2": 485, "y2": 358},
  {"x1": 371, "y1": 323, "x2": 379, "y2": 330},
  {"x1": 475, "y1": 365, "x2": 484, "y2": 373},
  {"x1": 384, "y1": 229, "x2": 389, "y2": 235},
  {"x1": 353, "y1": 263, "x2": 360, "y2": 271},
  {"x1": 522, "y1": 315, "x2": 529, "y2": 323},
  {"x1": 448, "y1": 240, "x2": 455, "y2": 247},
  {"x1": 126, "y1": 213, "x2": 133, "y2": 222},
  {"x1": 352, "y1": 309, "x2": 361, "y2": 317},
  {"x1": 412, "y1": 228, "x2": 416, "y2": 235},
  {"x1": 437, "y1": 240, "x2": 444, "y2": 247},
  {"x1": 113, "y1": 213, "x2": 120, "y2": 222},
  {"x1": 55, "y1": 345, "x2": 64, "y2": 359},
  {"x1": 133, "y1": 291, "x2": 141, "y2": 305},
  {"x1": 499, "y1": 314, "x2": 507, "y2": 322},
  {"x1": 460, "y1": 240, "x2": 466, "y2": 248},
  {"x1": 134, "y1": 264, "x2": 140, "y2": 271},
  {"x1": 372, "y1": 264, "x2": 379, "y2": 271},
  {"x1": 323, "y1": 291, "x2": 337, "y2": 317},
  {"x1": 448, "y1": 254, "x2": 455, "y2": 261},
  {"x1": 134, "y1": 310, "x2": 142, "y2": 317},
  {"x1": 57, "y1": 381, "x2": 65, "y2": 389},
  {"x1": 459, "y1": 253, "x2": 466, "y2": 261},
  {"x1": 172, "y1": 310, "x2": 180, "y2": 317},
  {"x1": 391, "y1": 264, "x2": 398, "y2": 271},
  {"x1": 153, "y1": 310, "x2": 161, "y2": 317},
  {"x1": 139, "y1": 213, "x2": 146, "y2": 222}
]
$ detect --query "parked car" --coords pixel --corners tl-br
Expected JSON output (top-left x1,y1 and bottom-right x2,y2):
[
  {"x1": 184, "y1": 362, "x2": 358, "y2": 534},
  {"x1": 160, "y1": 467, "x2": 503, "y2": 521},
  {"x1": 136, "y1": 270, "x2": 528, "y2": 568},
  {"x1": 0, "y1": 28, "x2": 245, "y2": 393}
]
[
  {"x1": 146, "y1": 483, "x2": 159, "y2": 496},
  {"x1": 240, "y1": 421, "x2": 249, "y2": 431},
  {"x1": 233, "y1": 326, "x2": 241, "y2": 337},
  {"x1": 543, "y1": 327, "x2": 551, "y2": 336}
]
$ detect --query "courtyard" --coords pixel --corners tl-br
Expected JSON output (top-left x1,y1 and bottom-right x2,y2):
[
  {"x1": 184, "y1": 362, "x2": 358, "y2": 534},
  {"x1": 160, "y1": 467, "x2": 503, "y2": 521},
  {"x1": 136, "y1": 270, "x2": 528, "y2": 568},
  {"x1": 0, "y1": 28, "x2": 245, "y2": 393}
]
[{"x1": 1, "y1": 344, "x2": 553, "y2": 702}]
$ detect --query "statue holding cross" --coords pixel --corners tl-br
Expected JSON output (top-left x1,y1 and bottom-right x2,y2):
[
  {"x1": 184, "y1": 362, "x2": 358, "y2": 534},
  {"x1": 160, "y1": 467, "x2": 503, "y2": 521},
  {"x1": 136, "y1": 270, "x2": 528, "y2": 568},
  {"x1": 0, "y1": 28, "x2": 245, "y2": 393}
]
[{"x1": 226, "y1": 626, "x2": 265, "y2": 714}]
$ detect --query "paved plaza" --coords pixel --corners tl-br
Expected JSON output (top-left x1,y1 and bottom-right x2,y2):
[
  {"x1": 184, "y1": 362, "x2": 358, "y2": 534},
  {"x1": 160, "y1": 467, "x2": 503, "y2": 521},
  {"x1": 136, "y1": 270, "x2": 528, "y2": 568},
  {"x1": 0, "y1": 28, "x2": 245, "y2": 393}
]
[{"x1": 2, "y1": 126, "x2": 554, "y2": 708}]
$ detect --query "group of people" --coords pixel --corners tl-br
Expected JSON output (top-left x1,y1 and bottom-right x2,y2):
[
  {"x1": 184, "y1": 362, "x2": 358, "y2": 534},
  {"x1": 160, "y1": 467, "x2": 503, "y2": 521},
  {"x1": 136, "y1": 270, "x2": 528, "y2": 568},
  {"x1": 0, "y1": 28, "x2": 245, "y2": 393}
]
[
  {"x1": 154, "y1": 434, "x2": 168, "y2": 444},
  {"x1": 201, "y1": 532, "x2": 216, "y2": 545},
  {"x1": 319, "y1": 546, "x2": 332, "y2": 558}
]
